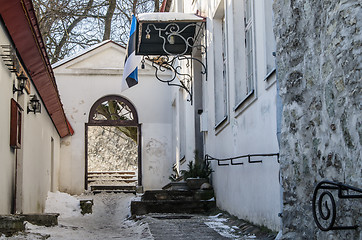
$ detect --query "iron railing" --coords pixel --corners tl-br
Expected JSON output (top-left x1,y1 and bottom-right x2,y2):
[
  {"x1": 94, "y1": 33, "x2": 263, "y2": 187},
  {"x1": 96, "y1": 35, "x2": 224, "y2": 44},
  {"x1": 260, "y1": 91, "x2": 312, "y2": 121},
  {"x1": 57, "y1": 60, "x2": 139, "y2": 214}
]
[
  {"x1": 312, "y1": 180, "x2": 362, "y2": 231},
  {"x1": 205, "y1": 153, "x2": 279, "y2": 166}
]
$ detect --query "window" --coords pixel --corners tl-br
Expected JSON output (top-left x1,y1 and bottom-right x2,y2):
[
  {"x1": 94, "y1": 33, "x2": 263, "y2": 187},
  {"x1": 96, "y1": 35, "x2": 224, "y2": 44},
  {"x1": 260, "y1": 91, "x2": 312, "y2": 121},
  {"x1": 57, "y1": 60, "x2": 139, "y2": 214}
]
[
  {"x1": 264, "y1": 0, "x2": 276, "y2": 81},
  {"x1": 245, "y1": 0, "x2": 254, "y2": 94},
  {"x1": 213, "y1": 2, "x2": 228, "y2": 128},
  {"x1": 234, "y1": 0, "x2": 256, "y2": 112},
  {"x1": 179, "y1": 90, "x2": 186, "y2": 159},
  {"x1": 10, "y1": 99, "x2": 22, "y2": 149}
]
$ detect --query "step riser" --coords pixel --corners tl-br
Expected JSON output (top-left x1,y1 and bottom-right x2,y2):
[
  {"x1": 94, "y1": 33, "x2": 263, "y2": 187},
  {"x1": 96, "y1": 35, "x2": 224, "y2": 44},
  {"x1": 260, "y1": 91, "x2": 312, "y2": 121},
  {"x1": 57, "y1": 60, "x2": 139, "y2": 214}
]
[
  {"x1": 93, "y1": 190, "x2": 136, "y2": 194},
  {"x1": 88, "y1": 171, "x2": 136, "y2": 175},
  {"x1": 142, "y1": 190, "x2": 214, "y2": 201},
  {"x1": 88, "y1": 175, "x2": 136, "y2": 179},
  {"x1": 90, "y1": 185, "x2": 136, "y2": 191},
  {"x1": 88, "y1": 179, "x2": 137, "y2": 183},
  {"x1": 88, "y1": 171, "x2": 137, "y2": 192},
  {"x1": 131, "y1": 201, "x2": 216, "y2": 215}
]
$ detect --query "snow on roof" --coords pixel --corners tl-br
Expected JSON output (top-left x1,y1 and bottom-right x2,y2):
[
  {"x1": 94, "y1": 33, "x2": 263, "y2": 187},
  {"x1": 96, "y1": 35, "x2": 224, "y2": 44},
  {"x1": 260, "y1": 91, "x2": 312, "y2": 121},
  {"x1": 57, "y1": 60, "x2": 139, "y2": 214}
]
[
  {"x1": 52, "y1": 40, "x2": 124, "y2": 68},
  {"x1": 138, "y1": 12, "x2": 205, "y2": 22}
]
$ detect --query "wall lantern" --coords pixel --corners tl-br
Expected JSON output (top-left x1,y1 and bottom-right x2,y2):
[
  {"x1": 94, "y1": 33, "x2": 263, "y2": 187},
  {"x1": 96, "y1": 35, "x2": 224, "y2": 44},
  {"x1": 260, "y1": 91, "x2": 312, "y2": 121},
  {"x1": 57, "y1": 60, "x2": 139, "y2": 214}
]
[
  {"x1": 27, "y1": 95, "x2": 41, "y2": 114},
  {"x1": 13, "y1": 73, "x2": 28, "y2": 94}
]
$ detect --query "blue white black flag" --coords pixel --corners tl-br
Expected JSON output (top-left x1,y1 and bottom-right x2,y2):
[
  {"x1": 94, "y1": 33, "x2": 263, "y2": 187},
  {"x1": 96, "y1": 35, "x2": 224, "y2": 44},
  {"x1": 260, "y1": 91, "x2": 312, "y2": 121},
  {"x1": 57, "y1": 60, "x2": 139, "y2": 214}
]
[{"x1": 121, "y1": 15, "x2": 141, "y2": 91}]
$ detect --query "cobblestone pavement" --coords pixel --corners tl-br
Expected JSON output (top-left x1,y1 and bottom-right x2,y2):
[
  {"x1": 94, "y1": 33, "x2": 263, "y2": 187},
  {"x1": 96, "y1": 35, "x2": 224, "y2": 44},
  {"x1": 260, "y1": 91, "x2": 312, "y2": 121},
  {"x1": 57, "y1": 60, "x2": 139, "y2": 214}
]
[
  {"x1": 137, "y1": 213, "x2": 277, "y2": 240},
  {"x1": 141, "y1": 214, "x2": 228, "y2": 240}
]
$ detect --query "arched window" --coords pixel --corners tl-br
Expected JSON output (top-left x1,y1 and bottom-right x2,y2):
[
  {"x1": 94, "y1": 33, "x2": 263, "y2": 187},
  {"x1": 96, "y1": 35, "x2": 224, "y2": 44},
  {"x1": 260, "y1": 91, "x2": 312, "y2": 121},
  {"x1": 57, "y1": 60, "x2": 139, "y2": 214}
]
[
  {"x1": 85, "y1": 95, "x2": 142, "y2": 190},
  {"x1": 88, "y1": 95, "x2": 138, "y2": 126}
]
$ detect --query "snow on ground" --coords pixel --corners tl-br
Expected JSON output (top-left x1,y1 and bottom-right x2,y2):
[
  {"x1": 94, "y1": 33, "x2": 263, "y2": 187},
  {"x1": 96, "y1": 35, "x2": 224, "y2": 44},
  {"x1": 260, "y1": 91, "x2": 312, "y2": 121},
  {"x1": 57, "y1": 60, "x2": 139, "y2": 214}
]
[
  {"x1": 1, "y1": 192, "x2": 153, "y2": 240},
  {"x1": 0, "y1": 191, "x2": 261, "y2": 239},
  {"x1": 204, "y1": 213, "x2": 243, "y2": 239}
]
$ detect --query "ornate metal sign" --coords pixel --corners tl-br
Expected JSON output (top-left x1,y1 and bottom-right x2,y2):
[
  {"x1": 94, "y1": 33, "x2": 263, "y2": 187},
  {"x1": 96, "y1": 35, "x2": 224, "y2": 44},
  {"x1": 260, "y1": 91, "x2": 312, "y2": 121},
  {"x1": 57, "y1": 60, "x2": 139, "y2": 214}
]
[{"x1": 136, "y1": 14, "x2": 206, "y2": 103}]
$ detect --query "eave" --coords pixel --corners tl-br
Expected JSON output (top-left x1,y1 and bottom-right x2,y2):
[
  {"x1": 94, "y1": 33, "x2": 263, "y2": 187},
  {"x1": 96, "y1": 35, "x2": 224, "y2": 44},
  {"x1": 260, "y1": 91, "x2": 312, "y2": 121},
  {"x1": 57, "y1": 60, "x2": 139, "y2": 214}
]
[{"x1": 0, "y1": 0, "x2": 72, "y2": 138}]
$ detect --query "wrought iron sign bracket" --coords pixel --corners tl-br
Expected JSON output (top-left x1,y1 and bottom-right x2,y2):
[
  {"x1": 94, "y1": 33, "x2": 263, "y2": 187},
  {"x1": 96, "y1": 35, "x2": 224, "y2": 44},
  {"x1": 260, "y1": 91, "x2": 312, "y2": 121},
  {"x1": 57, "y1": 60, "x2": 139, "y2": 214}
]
[
  {"x1": 137, "y1": 16, "x2": 207, "y2": 104},
  {"x1": 312, "y1": 180, "x2": 362, "y2": 231}
]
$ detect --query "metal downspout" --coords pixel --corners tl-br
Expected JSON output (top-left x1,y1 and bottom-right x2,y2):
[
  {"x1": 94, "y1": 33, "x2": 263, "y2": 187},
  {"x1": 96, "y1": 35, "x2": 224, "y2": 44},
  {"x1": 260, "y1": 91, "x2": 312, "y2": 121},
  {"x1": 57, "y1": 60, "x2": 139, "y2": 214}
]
[{"x1": 275, "y1": 66, "x2": 283, "y2": 239}]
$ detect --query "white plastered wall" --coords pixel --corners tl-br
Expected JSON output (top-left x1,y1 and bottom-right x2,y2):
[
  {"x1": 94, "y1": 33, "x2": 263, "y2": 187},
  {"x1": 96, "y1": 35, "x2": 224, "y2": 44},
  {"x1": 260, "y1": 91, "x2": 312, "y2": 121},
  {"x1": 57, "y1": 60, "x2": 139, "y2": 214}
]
[
  {"x1": 17, "y1": 93, "x2": 61, "y2": 213},
  {"x1": 0, "y1": 23, "x2": 16, "y2": 214},
  {"x1": 0, "y1": 22, "x2": 62, "y2": 214},
  {"x1": 54, "y1": 42, "x2": 174, "y2": 194},
  {"x1": 170, "y1": 0, "x2": 281, "y2": 231}
]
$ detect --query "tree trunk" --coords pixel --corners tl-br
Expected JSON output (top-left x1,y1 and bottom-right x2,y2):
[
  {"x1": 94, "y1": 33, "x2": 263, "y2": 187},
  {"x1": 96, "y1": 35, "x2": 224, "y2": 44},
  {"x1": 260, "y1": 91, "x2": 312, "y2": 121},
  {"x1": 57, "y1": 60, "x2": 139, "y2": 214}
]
[
  {"x1": 154, "y1": 0, "x2": 160, "y2": 12},
  {"x1": 103, "y1": 0, "x2": 117, "y2": 41},
  {"x1": 132, "y1": 0, "x2": 137, "y2": 15}
]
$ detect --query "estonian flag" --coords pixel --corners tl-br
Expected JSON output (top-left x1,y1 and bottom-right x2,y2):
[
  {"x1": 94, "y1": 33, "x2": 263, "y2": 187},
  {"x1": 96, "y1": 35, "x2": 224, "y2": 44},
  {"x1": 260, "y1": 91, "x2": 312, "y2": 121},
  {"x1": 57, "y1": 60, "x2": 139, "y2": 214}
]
[{"x1": 121, "y1": 15, "x2": 142, "y2": 91}]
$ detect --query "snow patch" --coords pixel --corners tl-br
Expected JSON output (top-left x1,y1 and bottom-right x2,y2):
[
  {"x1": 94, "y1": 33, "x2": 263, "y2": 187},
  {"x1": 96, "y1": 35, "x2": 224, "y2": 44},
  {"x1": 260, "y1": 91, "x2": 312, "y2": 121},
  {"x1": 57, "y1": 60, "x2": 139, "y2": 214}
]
[
  {"x1": 138, "y1": 12, "x2": 204, "y2": 22},
  {"x1": 5, "y1": 191, "x2": 153, "y2": 239},
  {"x1": 45, "y1": 191, "x2": 81, "y2": 218},
  {"x1": 204, "y1": 214, "x2": 241, "y2": 239}
]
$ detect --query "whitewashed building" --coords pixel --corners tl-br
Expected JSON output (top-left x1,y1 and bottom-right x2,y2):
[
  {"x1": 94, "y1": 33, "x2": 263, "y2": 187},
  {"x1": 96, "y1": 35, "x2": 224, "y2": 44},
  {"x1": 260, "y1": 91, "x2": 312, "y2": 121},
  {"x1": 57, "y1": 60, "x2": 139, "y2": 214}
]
[
  {"x1": 137, "y1": 0, "x2": 281, "y2": 231},
  {"x1": 0, "y1": 0, "x2": 72, "y2": 214},
  {"x1": 50, "y1": 0, "x2": 281, "y2": 232},
  {"x1": 53, "y1": 40, "x2": 174, "y2": 194}
]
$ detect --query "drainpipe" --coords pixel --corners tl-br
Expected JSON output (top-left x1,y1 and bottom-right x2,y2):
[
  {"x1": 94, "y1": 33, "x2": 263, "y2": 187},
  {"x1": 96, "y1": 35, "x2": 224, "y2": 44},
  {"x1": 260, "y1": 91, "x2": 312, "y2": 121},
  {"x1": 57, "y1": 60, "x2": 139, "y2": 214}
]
[{"x1": 275, "y1": 63, "x2": 283, "y2": 239}]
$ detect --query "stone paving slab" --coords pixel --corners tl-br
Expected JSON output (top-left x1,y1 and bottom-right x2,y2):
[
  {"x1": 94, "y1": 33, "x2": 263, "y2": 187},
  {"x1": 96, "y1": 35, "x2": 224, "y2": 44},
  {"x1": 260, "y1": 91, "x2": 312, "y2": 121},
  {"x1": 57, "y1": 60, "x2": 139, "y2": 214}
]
[
  {"x1": 140, "y1": 214, "x2": 230, "y2": 240},
  {"x1": 138, "y1": 213, "x2": 277, "y2": 240}
]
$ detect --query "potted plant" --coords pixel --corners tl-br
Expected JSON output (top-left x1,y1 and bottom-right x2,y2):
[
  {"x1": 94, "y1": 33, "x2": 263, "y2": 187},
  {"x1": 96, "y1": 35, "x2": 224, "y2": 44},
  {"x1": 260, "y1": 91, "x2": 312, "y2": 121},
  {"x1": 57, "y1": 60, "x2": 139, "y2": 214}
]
[
  {"x1": 165, "y1": 168, "x2": 189, "y2": 190},
  {"x1": 181, "y1": 152, "x2": 213, "y2": 190}
]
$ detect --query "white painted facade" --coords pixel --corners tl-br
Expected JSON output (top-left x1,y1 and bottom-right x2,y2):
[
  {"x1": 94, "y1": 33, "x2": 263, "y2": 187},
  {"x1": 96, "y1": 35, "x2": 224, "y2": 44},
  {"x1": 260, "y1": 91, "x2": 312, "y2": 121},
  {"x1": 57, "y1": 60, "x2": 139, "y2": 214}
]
[
  {"x1": 0, "y1": 22, "x2": 62, "y2": 214},
  {"x1": 168, "y1": 0, "x2": 281, "y2": 231},
  {"x1": 54, "y1": 41, "x2": 174, "y2": 194}
]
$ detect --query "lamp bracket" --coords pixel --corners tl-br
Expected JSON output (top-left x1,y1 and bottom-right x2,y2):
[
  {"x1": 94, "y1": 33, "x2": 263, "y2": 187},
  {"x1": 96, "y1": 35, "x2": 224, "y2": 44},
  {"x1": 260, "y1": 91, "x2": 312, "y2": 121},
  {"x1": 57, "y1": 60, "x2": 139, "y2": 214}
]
[{"x1": 138, "y1": 21, "x2": 206, "y2": 103}]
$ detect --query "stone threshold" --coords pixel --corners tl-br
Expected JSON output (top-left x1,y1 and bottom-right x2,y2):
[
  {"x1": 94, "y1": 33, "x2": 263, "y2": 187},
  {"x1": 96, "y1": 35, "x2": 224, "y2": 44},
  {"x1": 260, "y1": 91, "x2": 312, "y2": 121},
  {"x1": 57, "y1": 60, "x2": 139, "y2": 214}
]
[{"x1": 0, "y1": 213, "x2": 59, "y2": 237}]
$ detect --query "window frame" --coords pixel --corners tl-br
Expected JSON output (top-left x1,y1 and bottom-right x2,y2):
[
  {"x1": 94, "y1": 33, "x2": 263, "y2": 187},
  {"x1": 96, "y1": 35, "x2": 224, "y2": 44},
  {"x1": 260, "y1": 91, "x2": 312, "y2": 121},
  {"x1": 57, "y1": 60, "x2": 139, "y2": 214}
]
[
  {"x1": 263, "y1": 0, "x2": 277, "y2": 89},
  {"x1": 213, "y1": 1, "x2": 229, "y2": 132},
  {"x1": 10, "y1": 98, "x2": 23, "y2": 149},
  {"x1": 233, "y1": 0, "x2": 257, "y2": 115}
]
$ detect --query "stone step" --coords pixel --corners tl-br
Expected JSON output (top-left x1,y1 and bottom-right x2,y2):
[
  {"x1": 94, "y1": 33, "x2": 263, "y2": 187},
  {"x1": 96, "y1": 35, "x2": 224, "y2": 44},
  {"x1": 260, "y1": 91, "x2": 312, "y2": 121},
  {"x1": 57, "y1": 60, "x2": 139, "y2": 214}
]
[
  {"x1": 0, "y1": 213, "x2": 60, "y2": 236},
  {"x1": 142, "y1": 190, "x2": 214, "y2": 201},
  {"x1": 142, "y1": 190, "x2": 194, "y2": 201},
  {"x1": 90, "y1": 185, "x2": 136, "y2": 194},
  {"x1": 0, "y1": 215, "x2": 25, "y2": 237},
  {"x1": 131, "y1": 189, "x2": 215, "y2": 215},
  {"x1": 88, "y1": 171, "x2": 136, "y2": 175},
  {"x1": 20, "y1": 213, "x2": 59, "y2": 227},
  {"x1": 88, "y1": 178, "x2": 137, "y2": 183},
  {"x1": 131, "y1": 199, "x2": 216, "y2": 215},
  {"x1": 93, "y1": 190, "x2": 136, "y2": 194},
  {"x1": 88, "y1": 174, "x2": 136, "y2": 179}
]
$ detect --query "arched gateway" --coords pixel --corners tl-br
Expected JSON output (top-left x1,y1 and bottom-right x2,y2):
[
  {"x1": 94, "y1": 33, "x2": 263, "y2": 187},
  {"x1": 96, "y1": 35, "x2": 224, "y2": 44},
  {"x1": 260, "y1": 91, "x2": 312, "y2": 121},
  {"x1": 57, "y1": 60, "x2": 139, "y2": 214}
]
[{"x1": 85, "y1": 95, "x2": 141, "y2": 190}]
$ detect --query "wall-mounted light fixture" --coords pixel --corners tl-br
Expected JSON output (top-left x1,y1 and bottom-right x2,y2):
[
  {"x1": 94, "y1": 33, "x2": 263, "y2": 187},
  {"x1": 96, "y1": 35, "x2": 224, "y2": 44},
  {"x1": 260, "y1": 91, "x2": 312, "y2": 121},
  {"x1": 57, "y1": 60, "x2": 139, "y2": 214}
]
[
  {"x1": 27, "y1": 95, "x2": 41, "y2": 114},
  {"x1": 13, "y1": 73, "x2": 28, "y2": 94}
]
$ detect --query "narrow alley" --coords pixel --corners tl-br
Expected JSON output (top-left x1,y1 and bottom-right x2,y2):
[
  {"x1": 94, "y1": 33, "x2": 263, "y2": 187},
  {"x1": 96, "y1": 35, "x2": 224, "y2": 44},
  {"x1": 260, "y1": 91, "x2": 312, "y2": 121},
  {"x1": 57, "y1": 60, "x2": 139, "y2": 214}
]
[
  {"x1": 1, "y1": 192, "x2": 276, "y2": 240},
  {"x1": 1, "y1": 0, "x2": 360, "y2": 239}
]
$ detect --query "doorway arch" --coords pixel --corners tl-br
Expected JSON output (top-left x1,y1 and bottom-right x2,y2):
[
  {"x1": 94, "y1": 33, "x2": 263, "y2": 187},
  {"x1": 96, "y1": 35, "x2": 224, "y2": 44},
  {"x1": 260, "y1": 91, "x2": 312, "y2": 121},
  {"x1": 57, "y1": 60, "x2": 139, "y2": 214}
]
[{"x1": 85, "y1": 95, "x2": 142, "y2": 190}]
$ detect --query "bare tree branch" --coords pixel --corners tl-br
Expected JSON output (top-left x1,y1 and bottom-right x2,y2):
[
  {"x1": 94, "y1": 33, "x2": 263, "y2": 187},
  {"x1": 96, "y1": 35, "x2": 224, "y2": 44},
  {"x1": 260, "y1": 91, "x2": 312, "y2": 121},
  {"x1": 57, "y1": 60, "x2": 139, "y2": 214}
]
[{"x1": 33, "y1": 0, "x2": 162, "y2": 63}]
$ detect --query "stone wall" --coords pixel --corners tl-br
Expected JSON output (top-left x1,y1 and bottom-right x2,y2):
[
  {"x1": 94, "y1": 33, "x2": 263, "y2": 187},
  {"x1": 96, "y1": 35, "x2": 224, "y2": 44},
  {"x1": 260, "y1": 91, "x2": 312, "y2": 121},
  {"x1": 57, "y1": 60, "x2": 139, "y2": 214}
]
[
  {"x1": 88, "y1": 126, "x2": 138, "y2": 172},
  {"x1": 273, "y1": 0, "x2": 361, "y2": 239}
]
